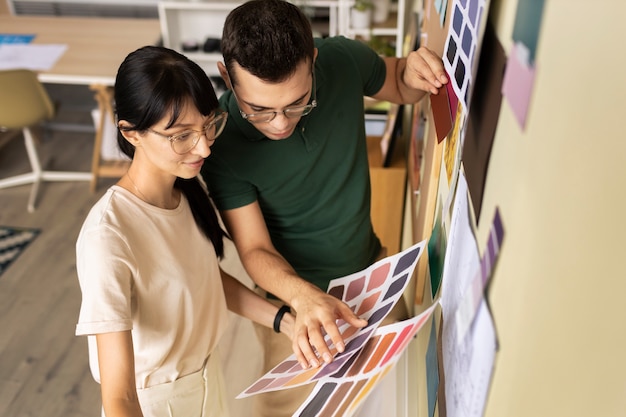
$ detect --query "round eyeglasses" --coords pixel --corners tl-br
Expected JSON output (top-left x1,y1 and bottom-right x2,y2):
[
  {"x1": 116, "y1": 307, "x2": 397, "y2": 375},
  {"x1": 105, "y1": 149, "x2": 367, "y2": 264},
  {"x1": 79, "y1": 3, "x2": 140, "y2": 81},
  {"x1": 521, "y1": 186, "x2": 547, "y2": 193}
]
[
  {"x1": 147, "y1": 111, "x2": 228, "y2": 154},
  {"x1": 230, "y1": 72, "x2": 317, "y2": 124}
]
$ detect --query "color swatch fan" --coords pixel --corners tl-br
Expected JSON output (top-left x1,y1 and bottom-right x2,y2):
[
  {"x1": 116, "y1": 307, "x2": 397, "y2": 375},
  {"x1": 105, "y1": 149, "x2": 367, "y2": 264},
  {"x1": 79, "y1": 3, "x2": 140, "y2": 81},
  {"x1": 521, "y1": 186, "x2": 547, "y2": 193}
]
[{"x1": 237, "y1": 241, "x2": 427, "y2": 399}]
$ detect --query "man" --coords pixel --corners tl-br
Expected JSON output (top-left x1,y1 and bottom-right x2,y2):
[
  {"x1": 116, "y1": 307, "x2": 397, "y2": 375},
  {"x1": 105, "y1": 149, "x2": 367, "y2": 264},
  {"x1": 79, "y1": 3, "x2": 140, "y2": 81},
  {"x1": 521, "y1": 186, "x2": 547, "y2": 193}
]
[{"x1": 202, "y1": 1, "x2": 448, "y2": 415}]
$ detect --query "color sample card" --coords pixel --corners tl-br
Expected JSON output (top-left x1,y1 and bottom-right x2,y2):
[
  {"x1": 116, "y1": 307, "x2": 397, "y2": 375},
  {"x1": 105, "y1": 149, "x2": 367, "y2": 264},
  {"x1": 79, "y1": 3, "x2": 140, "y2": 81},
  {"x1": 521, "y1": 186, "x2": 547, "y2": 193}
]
[
  {"x1": 425, "y1": 317, "x2": 440, "y2": 417},
  {"x1": 462, "y1": 21, "x2": 505, "y2": 224},
  {"x1": 440, "y1": 173, "x2": 497, "y2": 417},
  {"x1": 434, "y1": 0, "x2": 449, "y2": 26},
  {"x1": 454, "y1": 207, "x2": 504, "y2": 342},
  {"x1": 442, "y1": 0, "x2": 488, "y2": 115},
  {"x1": 430, "y1": 77, "x2": 453, "y2": 143},
  {"x1": 428, "y1": 206, "x2": 447, "y2": 298},
  {"x1": 237, "y1": 241, "x2": 427, "y2": 398},
  {"x1": 512, "y1": 0, "x2": 545, "y2": 64},
  {"x1": 294, "y1": 302, "x2": 439, "y2": 417},
  {"x1": 446, "y1": 78, "x2": 459, "y2": 124},
  {"x1": 502, "y1": 42, "x2": 536, "y2": 130}
]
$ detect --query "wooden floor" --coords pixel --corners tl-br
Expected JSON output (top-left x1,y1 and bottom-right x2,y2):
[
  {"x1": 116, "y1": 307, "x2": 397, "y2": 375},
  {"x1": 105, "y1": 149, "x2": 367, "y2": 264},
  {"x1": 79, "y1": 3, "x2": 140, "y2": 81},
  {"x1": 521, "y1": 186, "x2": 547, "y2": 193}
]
[{"x1": 0, "y1": 84, "x2": 261, "y2": 417}]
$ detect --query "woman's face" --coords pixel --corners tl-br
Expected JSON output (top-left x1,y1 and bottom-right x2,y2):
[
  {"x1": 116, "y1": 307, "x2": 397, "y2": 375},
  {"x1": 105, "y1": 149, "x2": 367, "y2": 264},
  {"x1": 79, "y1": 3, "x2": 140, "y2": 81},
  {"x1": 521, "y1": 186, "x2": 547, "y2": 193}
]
[{"x1": 134, "y1": 102, "x2": 219, "y2": 180}]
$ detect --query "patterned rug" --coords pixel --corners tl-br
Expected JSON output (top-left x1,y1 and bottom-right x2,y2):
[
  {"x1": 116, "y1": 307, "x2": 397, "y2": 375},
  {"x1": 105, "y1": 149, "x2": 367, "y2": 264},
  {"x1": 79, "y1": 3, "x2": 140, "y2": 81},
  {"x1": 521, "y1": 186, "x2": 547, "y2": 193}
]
[{"x1": 0, "y1": 226, "x2": 40, "y2": 276}]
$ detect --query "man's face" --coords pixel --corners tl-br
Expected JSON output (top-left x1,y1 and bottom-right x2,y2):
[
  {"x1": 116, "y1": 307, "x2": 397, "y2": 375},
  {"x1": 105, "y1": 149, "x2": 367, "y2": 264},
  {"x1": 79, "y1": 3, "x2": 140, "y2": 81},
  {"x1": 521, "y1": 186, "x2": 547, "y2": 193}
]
[{"x1": 229, "y1": 60, "x2": 315, "y2": 141}]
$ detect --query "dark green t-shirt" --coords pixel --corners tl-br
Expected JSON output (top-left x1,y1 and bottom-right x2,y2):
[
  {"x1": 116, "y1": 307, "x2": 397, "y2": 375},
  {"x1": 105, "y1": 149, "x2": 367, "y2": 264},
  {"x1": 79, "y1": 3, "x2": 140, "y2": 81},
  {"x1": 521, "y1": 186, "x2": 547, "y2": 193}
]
[{"x1": 202, "y1": 36, "x2": 386, "y2": 291}]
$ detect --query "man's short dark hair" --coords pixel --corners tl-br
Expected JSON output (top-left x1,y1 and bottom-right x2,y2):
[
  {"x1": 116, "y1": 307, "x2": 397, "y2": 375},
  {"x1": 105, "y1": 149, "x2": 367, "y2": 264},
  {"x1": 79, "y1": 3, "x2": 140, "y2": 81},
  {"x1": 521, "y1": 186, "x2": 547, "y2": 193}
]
[{"x1": 221, "y1": 0, "x2": 315, "y2": 84}]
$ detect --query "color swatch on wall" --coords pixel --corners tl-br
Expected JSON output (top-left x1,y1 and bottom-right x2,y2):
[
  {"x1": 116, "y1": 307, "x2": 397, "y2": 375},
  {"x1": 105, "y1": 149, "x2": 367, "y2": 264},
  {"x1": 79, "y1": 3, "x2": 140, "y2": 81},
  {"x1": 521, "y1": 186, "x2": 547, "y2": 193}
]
[
  {"x1": 462, "y1": 21, "x2": 506, "y2": 224},
  {"x1": 430, "y1": 73, "x2": 453, "y2": 143},
  {"x1": 501, "y1": 42, "x2": 536, "y2": 129},
  {"x1": 237, "y1": 241, "x2": 427, "y2": 398},
  {"x1": 454, "y1": 207, "x2": 504, "y2": 341},
  {"x1": 425, "y1": 317, "x2": 440, "y2": 417},
  {"x1": 442, "y1": 0, "x2": 489, "y2": 115},
  {"x1": 439, "y1": 179, "x2": 500, "y2": 417},
  {"x1": 294, "y1": 302, "x2": 439, "y2": 417}
]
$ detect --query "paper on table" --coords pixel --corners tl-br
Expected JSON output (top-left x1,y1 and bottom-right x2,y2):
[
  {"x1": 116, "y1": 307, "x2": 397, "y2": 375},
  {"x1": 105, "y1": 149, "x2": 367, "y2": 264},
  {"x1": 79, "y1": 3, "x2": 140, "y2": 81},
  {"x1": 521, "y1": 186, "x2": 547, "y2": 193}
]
[{"x1": 0, "y1": 44, "x2": 67, "y2": 71}]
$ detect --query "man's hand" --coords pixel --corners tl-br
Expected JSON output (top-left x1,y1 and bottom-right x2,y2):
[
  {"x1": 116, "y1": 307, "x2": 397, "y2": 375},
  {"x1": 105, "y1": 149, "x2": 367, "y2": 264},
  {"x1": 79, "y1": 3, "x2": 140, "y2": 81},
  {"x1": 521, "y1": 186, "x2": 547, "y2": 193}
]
[
  {"x1": 289, "y1": 286, "x2": 368, "y2": 370},
  {"x1": 404, "y1": 46, "x2": 448, "y2": 95}
]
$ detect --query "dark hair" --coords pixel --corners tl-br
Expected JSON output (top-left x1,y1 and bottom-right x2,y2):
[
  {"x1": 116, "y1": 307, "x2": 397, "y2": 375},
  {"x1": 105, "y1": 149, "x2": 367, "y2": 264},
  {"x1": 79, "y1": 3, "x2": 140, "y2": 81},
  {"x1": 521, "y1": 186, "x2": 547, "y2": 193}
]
[
  {"x1": 221, "y1": 0, "x2": 315, "y2": 84},
  {"x1": 114, "y1": 45, "x2": 226, "y2": 257}
]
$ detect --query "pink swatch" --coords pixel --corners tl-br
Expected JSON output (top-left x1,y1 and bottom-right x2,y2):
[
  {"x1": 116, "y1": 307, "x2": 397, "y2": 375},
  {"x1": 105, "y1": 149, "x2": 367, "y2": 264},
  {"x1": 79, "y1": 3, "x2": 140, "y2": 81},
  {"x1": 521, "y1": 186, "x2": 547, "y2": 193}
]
[{"x1": 502, "y1": 42, "x2": 536, "y2": 130}]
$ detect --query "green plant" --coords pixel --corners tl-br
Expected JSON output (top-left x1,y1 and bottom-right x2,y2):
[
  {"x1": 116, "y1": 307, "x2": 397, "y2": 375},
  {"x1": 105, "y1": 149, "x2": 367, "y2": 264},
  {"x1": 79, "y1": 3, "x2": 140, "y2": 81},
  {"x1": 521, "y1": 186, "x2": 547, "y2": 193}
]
[
  {"x1": 367, "y1": 35, "x2": 395, "y2": 57},
  {"x1": 353, "y1": 0, "x2": 374, "y2": 12}
]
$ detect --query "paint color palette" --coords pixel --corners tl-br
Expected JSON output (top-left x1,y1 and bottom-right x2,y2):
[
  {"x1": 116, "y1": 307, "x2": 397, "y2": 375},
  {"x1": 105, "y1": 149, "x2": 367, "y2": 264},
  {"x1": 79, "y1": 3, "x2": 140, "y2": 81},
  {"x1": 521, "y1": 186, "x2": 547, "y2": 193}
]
[
  {"x1": 237, "y1": 241, "x2": 427, "y2": 398},
  {"x1": 442, "y1": 0, "x2": 488, "y2": 115},
  {"x1": 294, "y1": 303, "x2": 439, "y2": 417}
]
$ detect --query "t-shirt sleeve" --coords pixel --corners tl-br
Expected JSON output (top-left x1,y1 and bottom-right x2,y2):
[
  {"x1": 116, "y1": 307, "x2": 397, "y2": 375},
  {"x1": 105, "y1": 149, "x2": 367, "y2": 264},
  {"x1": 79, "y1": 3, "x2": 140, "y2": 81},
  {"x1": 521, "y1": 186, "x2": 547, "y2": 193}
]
[
  {"x1": 202, "y1": 152, "x2": 258, "y2": 211},
  {"x1": 75, "y1": 224, "x2": 135, "y2": 336}
]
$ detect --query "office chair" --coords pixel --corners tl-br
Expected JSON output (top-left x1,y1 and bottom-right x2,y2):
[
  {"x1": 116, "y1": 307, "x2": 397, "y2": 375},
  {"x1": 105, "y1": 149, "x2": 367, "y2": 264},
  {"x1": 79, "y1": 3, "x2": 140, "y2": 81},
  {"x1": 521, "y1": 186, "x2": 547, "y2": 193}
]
[{"x1": 0, "y1": 69, "x2": 92, "y2": 212}]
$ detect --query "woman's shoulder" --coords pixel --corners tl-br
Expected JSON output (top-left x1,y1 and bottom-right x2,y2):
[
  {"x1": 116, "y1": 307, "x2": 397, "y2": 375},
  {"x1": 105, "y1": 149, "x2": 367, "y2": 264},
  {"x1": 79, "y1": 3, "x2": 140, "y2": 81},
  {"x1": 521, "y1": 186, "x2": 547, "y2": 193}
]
[{"x1": 80, "y1": 186, "x2": 137, "y2": 230}]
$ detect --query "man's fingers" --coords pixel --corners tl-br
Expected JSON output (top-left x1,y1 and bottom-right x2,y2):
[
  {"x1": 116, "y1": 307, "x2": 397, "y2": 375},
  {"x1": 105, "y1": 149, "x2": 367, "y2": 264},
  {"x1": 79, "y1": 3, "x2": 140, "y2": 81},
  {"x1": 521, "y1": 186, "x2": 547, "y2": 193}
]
[
  {"x1": 308, "y1": 328, "x2": 333, "y2": 365},
  {"x1": 295, "y1": 328, "x2": 319, "y2": 369},
  {"x1": 292, "y1": 341, "x2": 308, "y2": 370},
  {"x1": 410, "y1": 47, "x2": 448, "y2": 93},
  {"x1": 337, "y1": 303, "x2": 368, "y2": 330}
]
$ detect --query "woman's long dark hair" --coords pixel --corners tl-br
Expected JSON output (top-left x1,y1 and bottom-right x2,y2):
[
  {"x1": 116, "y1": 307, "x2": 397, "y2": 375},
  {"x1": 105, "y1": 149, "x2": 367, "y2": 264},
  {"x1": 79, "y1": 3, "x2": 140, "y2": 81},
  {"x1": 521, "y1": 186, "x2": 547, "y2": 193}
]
[{"x1": 114, "y1": 45, "x2": 226, "y2": 257}]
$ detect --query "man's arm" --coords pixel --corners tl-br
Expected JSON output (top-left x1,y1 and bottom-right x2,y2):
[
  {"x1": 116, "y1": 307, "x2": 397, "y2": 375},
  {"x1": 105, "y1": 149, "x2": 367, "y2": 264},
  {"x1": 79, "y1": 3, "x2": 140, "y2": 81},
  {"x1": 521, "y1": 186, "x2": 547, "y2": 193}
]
[
  {"x1": 221, "y1": 201, "x2": 368, "y2": 368},
  {"x1": 373, "y1": 46, "x2": 448, "y2": 104}
]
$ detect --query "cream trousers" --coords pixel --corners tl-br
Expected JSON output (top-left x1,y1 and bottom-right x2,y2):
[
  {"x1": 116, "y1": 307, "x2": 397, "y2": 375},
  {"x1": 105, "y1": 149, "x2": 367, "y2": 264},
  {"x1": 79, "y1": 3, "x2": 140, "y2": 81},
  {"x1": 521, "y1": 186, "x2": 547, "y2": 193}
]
[{"x1": 103, "y1": 351, "x2": 230, "y2": 417}]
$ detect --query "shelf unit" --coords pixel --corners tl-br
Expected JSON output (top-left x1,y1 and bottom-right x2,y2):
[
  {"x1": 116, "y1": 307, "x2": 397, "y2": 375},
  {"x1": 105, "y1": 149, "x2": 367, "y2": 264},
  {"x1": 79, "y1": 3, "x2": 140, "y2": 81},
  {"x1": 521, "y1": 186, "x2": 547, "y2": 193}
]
[
  {"x1": 338, "y1": 0, "x2": 411, "y2": 57},
  {"x1": 158, "y1": 1, "x2": 241, "y2": 77},
  {"x1": 158, "y1": 1, "x2": 340, "y2": 79}
]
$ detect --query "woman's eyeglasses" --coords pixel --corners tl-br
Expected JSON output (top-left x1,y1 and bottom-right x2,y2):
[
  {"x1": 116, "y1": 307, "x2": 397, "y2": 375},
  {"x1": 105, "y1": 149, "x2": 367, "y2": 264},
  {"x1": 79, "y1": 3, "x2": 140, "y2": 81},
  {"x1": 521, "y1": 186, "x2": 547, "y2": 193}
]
[{"x1": 147, "y1": 111, "x2": 228, "y2": 154}]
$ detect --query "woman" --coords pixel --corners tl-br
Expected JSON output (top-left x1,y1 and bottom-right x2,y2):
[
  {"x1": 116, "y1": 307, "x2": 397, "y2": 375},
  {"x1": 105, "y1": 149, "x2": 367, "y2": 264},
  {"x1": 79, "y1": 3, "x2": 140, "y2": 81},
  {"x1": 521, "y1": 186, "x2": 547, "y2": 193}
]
[{"x1": 75, "y1": 45, "x2": 295, "y2": 417}]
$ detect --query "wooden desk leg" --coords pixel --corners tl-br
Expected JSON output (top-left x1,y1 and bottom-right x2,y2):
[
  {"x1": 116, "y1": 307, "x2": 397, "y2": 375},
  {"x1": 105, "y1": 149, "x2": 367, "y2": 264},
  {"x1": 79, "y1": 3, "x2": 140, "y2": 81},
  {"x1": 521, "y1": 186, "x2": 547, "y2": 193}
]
[{"x1": 89, "y1": 84, "x2": 114, "y2": 193}]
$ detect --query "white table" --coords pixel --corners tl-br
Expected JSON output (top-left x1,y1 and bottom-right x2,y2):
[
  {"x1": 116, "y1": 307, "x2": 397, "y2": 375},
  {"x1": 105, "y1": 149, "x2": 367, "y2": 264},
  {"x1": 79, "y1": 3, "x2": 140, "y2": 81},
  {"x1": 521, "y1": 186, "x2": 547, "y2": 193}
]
[{"x1": 0, "y1": 15, "x2": 161, "y2": 191}]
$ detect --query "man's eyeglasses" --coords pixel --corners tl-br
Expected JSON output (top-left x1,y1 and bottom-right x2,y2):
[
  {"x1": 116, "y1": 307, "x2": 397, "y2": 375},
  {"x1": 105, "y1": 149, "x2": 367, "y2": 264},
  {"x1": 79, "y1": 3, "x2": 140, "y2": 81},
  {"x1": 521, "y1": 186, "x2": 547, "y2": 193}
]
[
  {"x1": 230, "y1": 72, "x2": 317, "y2": 124},
  {"x1": 147, "y1": 110, "x2": 228, "y2": 154}
]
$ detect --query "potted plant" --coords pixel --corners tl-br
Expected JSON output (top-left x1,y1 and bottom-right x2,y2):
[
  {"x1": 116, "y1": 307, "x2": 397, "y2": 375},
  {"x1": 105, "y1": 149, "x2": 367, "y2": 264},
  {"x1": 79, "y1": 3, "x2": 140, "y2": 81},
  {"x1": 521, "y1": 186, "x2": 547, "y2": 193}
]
[
  {"x1": 371, "y1": 0, "x2": 392, "y2": 24},
  {"x1": 351, "y1": 0, "x2": 374, "y2": 29}
]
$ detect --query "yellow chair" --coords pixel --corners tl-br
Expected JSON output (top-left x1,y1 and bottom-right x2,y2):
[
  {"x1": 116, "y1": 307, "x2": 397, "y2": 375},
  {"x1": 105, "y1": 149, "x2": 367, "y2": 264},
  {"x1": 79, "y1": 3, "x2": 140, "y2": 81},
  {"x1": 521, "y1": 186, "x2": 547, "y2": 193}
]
[{"x1": 0, "y1": 69, "x2": 92, "y2": 212}]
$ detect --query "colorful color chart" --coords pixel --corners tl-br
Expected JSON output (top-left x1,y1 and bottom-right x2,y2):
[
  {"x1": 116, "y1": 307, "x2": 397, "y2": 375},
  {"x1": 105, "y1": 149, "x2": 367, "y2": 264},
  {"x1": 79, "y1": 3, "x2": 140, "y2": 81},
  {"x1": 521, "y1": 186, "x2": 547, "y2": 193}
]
[
  {"x1": 442, "y1": 0, "x2": 488, "y2": 114},
  {"x1": 294, "y1": 302, "x2": 439, "y2": 417},
  {"x1": 237, "y1": 241, "x2": 427, "y2": 398}
]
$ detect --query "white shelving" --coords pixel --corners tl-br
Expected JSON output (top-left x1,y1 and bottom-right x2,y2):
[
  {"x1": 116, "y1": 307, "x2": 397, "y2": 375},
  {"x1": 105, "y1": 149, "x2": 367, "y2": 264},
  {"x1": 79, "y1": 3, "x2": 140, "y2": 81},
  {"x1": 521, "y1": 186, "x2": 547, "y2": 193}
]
[
  {"x1": 338, "y1": 0, "x2": 410, "y2": 57},
  {"x1": 158, "y1": 0, "x2": 412, "y2": 80},
  {"x1": 158, "y1": 1, "x2": 242, "y2": 77}
]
